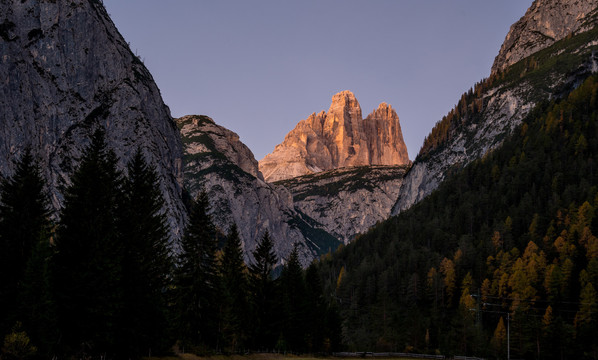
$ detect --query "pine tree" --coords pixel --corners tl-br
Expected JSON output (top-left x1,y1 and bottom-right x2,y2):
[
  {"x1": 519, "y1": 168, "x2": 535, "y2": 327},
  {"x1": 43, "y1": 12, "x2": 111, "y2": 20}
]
[
  {"x1": 52, "y1": 128, "x2": 125, "y2": 355},
  {"x1": 0, "y1": 148, "x2": 53, "y2": 350},
  {"x1": 119, "y1": 148, "x2": 173, "y2": 356},
  {"x1": 248, "y1": 231, "x2": 278, "y2": 349},
  {"x1": 219, "y1": 224, "x2": 249, "y2": 352},
  {"x1": 174, "y1": 191, "x2": 219, "y2": 350}
]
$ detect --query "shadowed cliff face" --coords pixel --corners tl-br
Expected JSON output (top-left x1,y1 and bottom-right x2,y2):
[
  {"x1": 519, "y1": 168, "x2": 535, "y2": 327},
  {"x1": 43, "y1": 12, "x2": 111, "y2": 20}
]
[
  {"x1": 0, "y1": 0, "x2": 185, "y2": 237},
  {"x1": 258, "y1": 90, "x2": 410, "y2": 183},
  {"x1": 491, "y1": 0, "x2": 598, "y2": 75}
]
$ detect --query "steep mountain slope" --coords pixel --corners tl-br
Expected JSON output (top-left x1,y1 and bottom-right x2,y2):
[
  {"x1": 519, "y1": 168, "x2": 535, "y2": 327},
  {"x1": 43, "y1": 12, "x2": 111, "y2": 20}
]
[
  {"x1": 259, "y1": 91, "x2": 409, "y2": 182},
  {"x1": 277, "y1": 165, "x2": 409, "y2": 244},
  {"x1": 177, "y1": 115, "x2": 341, "y2": 266},
  {"x1": 319, "y1": 73, "x2": 598, "y2": 358},
  {"x1": 393, "y1": 2, "x2": 598, "y2": 214},
  {"x1": 0, "y1": 0, "x2": 185, "y2": 235},
  {"x1": 491, "y1": 0, "x2": 598, "y2": 75}
]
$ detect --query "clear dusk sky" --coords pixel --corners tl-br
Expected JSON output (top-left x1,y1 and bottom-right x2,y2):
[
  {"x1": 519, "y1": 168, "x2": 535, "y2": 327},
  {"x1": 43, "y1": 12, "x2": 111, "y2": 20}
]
[{"x1": 102, "y1": 0, "x2": 532, "y2": 161}]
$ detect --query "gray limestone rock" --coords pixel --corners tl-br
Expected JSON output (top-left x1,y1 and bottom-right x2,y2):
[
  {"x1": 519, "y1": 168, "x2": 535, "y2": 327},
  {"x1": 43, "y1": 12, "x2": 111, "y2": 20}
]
[{"x1": 0, "y1": 0, "x2": 186, "y2": 237}]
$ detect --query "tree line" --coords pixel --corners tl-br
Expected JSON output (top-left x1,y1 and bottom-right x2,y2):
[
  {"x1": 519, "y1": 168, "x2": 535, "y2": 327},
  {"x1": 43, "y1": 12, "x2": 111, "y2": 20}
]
[{"x1": 0, "y1": 129, "x2": 340, "y2": 359}]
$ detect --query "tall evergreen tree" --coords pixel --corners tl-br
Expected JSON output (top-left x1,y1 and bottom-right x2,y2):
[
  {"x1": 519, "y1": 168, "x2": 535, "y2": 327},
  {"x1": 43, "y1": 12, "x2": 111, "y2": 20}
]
[
  {"x1": 174, "y1": 191, "x2": 219, "y2": 350},
  {"x1": 219, "y1": 224, "x2": 249, "y2": 352},
  {"x1": 304, "y1": 263, "x2": 327, "y2": 352},
  {"x1": 248, "y1": 230, "x2": 278, "y2": 349},
  {"x1": 119, "y1": 148, "x2": 173, "y2": 357},
  {"x1": 0, "y1": 148, "x2": 53, "y2": 347},
  {"x1": 279, "y1": 244, "x2": 307, "y2": 352},
  {"x1": 52, "y1": 128, "x2": 125, "y2": 356}
]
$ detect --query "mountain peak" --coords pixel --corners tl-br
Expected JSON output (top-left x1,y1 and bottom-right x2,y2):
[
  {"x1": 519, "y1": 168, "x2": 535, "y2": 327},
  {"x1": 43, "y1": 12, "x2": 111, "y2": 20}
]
[
  {"x1": 258, "y1": 92, "x2": 409, "y2": 182},
  {"x1": 328, "y1": 90, "x2": 362, "y2": 120}
]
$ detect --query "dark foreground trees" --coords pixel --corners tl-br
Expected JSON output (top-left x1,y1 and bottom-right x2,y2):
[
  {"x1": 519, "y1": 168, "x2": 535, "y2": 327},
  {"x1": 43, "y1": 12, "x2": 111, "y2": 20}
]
[
  {"x1": 173, "y1": 191, "x2": 219, "y2": 351},
  {"x1": 0, "y1": 148, "x2": 54, "y2": 354},
  {"x1": 0, "y1": 129, "x2": 340, "y2": 359},
  {"x1": 51, "y1": 130, "x2": 173, "y2": 358}
]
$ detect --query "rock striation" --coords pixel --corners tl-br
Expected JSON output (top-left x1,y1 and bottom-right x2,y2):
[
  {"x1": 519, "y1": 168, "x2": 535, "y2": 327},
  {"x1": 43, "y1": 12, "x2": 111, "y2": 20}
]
[
  {"x1": 491, "y1": 0, "x2": 598, "y2": 75},
  {"x1": 259, "y1": 91, "x2": 409, "y2": 182},
  {"x1": 0, "y1": 0, "x2": 185, "y2": 237}
]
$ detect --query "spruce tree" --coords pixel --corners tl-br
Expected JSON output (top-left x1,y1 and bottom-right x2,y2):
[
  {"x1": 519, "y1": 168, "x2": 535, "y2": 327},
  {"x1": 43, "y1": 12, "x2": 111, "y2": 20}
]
[
  {"x1": 279, "y1": 244, "x2": 307, "y2": 352},
  {"x1": 119, "y1": 148, "x2": 173, "y2": 357},
  {"x1": 52, "y1": 128, "x2": 125, "y2": 356},
  {"x1": 0, "y1": 148, "x2": 53, "y2": 348},
  {"x1": 248, "y1": 230, "x2": 278, "y2": 349},
  {"x1": 304, "y1": 263, "x2": 326, "y2": 352},
  {"x1": 174, "y1": 191, "x2": 219, "y2": 350},
  {"x1": 219, "y1": 224, "x2": 249, "y2": 352}
]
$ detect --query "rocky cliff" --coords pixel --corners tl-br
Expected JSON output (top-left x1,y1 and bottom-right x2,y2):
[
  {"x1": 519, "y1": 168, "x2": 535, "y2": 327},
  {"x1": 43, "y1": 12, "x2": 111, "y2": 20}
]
[
  {"x1": 278, "y1": 165, "x2": 409, "y2": 244},
  {"x1": 0, "y1": 0, "x2": 185, "y2": 236},
  {"x1": 259, "y1": 91, "x2": 409, "y2": 182},
  {"x1": 177, "y1": 115, "x2": 341, "y2": 266},
  {"x1": 394, "y1": 0, "x2": 598, "y2": 214},
  {"x1": 491, "y1": 0, "x2": 598, "y2": 75}
]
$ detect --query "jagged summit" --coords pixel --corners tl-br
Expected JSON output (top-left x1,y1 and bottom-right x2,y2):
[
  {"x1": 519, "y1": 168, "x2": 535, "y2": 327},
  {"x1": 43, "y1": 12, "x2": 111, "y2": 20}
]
[
  {"x1": 491, "y1": 0, "x2": 598, "y2": 75},
  {"x1": 258, "y1": 91, "x2": 409, "y2": 183}
]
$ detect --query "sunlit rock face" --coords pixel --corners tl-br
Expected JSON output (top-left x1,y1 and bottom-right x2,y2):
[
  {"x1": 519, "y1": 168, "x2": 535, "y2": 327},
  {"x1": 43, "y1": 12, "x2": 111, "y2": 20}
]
[
  {"x1": 259, "y1": 91, "x2": 409, "y2": 182},
  {"x1": 0, "y1": 0, "x2": 186, "y2": 237},
  {"x1": 491, "y1": 0, "x2": 598, "y2": 75}
]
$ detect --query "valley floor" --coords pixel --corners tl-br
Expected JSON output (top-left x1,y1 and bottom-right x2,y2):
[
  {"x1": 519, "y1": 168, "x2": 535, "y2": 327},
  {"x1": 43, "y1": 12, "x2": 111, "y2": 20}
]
[{"x1": 148, "y1": 353, "x2": 447, "y2": 360}]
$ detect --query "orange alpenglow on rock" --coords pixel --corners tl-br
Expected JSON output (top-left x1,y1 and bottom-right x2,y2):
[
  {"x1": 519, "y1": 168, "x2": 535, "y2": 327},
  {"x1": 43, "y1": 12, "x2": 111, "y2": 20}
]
[{"x1": 259, "y1": 90, "x2": 409, "y2": 182}]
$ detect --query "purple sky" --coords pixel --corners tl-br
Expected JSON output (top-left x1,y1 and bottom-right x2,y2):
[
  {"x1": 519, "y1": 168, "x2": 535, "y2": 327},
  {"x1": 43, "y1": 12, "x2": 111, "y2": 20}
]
[{"x1": 103, "y1": 0, "x2": 532, "y2": 161}]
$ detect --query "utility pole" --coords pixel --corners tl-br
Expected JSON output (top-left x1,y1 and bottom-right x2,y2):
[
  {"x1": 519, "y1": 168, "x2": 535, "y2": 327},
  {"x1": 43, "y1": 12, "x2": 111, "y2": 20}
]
[
  {"x1": 507, "y1": 312, "x2": 510, "y2": 360},
  {"x1": 469, "y1": 294, "x2": 510, "y2": 360}
]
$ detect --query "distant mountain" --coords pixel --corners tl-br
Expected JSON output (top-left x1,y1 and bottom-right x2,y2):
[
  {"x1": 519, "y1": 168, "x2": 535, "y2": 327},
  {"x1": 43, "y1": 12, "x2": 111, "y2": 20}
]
[
  {"x1": 393, "y1": 0, "x2": 598, "y2": 214},
  {"x1": 259, "y1": 91, "x2": 409, "y2": 183},
  {"x1": 0, "y1": 0, "x2": 186, "y2": 236},
  {"x1": 178, "y1": 114, "x2": 411, "y2": 265}
]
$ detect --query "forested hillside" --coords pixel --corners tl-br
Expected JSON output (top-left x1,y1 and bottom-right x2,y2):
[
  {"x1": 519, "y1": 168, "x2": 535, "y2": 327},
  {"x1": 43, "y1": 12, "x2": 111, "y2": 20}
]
[{"x1": 318, "y1": 74, "x2": 598, "y2": 359}]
